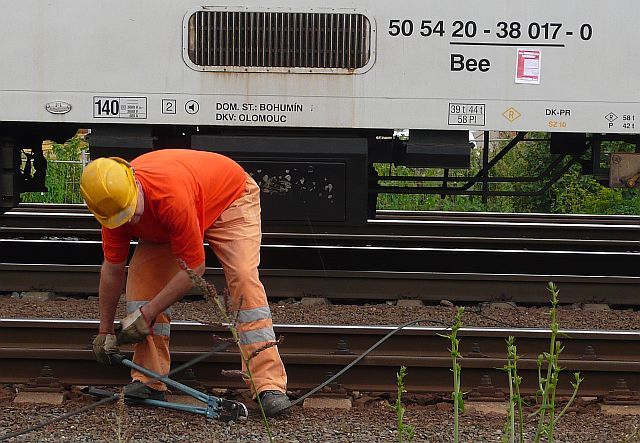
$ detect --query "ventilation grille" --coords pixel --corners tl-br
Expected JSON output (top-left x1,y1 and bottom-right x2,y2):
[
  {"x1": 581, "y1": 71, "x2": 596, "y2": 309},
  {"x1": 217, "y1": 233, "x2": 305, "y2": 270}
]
[{"x1": 187, "y1": 11, "x2": 371, "y2": 71}]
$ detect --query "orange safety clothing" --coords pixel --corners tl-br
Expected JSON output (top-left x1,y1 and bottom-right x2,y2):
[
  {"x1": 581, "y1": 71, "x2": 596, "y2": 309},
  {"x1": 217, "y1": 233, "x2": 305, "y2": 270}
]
[
  {"x1": 125, "y1": 241, "x2": 175, "y2": 391},
  {"x1": 116, "y1": 162, "x2": 286, "y2": 395},
  {"x1": 203, "y1": 175, "x2": 286, "y2": 394},
  {"x1": 102, "y1": 149, "x2": 246, "y2": 268}
]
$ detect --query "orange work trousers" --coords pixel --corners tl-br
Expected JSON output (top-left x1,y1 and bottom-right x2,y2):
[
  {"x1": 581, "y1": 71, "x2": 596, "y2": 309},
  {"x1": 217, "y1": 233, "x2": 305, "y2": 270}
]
[{"x1": 126, "y1": 174, "x2": 287, "y2": 394}]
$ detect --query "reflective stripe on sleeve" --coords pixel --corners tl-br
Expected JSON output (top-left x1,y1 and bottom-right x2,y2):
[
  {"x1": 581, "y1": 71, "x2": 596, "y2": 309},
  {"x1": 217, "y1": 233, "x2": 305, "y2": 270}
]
[
  {"x1": 236, "y1": 306, "x2": 272, "y2": 323},
  {"x1": 238, "y1": 327, "x2": 276, "y2": 345}
]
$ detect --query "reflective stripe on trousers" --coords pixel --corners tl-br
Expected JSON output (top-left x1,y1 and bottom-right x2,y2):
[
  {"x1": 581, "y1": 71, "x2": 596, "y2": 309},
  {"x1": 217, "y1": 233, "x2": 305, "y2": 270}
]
[
  {"x1": 204, "y1": 174, "x2": 286, "y2": 395},
  {"x1": 236, "y1": 306, "x2": 275, "y2": 345},
  {"x1": 126, "y1": 300, "x2": 172, "y2": 336},
  {"x1": 126, "y1": 300, "x2": 173, "y2": 318},
  {"x1": 125, "y1": 241, "x2": 176, "y2": 391}
]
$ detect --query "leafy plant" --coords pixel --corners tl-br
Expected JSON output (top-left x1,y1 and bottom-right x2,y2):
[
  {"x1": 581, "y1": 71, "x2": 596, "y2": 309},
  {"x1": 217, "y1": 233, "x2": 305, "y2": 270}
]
[
  {"x1": 392, "y1": 366, "x2": 415, "y2": 443},
  {"x1": 439, "y1": 307, "x2": 465, "y2": 443},
  {"x1": 501, "y1": 336, "x2": 524, "y2": 443},
  {"x1": 533, "y1": 282, "x2": 583, "y2": 443}
]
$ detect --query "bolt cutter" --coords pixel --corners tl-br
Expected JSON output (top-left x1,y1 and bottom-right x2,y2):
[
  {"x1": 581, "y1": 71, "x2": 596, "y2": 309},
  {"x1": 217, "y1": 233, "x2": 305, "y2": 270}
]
[{"x1": 86, "y1": 354, "x2": 248, "y2": 422}]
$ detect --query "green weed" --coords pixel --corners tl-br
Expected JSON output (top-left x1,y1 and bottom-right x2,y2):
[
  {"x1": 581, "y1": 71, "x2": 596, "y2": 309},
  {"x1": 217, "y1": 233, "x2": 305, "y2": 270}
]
[
  {"x1": 439, "y1": 307, "x2": 465, "y2": 443},
  {"x1": 533, "y1": 282, "x2": 583, "y2": 443},
  {"x1": 392, "y1": 366, "x2": 415, "y2": 443},
  {"x1": 501, "y1": 336, "x2": 524, "y2": 443}
]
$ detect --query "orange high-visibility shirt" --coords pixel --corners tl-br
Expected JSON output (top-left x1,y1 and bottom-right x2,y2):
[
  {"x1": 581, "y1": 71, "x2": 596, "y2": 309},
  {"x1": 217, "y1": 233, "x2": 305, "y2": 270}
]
[{"x1": 101, "y1": 149, "x2": 246, "y2": 268}]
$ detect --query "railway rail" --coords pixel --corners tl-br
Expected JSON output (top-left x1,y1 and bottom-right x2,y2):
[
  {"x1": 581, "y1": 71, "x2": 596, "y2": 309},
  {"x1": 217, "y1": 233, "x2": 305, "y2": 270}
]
[
  {"x1": 2, "y1": 263, "x2": 635, "y2": 304},
  {"x1": 1, "y1": 205, "x2": 639, "y2": 304},
  {"x1": 8, "y1": 204, "x2": 640, "y2": 225},
  {"x1": 1, "y1": 319, "x2": 638, "y2": 400},
  {"x1": 3, "y1": 205, "x2": 640, "y2": 251}
]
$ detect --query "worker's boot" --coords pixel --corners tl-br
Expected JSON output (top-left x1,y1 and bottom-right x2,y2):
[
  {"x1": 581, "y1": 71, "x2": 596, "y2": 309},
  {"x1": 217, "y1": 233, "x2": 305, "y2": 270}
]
[
  {"x1": 258, "y1": 390, "x2": 291, "y2": 417},
  {"x1": 124, "y1": 381, "x2": 166, "y2": 401}
]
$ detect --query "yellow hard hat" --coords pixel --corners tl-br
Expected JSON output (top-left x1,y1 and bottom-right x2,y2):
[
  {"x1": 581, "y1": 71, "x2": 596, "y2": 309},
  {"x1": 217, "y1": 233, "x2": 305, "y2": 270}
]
[{"x1": 80, "y1": 157, "x2": 138, "y2": 229}]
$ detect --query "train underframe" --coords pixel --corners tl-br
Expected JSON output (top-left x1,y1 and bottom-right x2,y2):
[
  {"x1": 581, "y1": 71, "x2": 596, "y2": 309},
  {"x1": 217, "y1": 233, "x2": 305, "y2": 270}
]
[{"x1": 1, "y1": 122, "x2": 639, "y2": 224}]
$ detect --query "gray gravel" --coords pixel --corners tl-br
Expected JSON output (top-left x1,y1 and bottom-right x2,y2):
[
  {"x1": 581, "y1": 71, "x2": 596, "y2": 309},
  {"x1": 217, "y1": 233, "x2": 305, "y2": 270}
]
[
  {"x1": 1, "y1": 396, "x2": 639, "y2": 442},
  {"x1": 0, "y1": 295, "x2": 639, "y2": 330},
  {"x1": 1, "y1": 294, "x2": 639, "y2": 442}
]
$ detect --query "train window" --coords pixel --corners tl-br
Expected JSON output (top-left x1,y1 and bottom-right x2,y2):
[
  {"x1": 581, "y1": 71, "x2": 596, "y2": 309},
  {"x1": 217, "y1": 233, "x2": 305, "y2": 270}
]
[{"x1": 184, "y1": 9, "x2": 373, "y2": 73}]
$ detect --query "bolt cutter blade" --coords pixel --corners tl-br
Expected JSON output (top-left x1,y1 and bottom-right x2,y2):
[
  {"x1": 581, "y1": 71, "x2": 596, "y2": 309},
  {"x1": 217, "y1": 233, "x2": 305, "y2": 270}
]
[{"x1": 216, "y1": 398, "x2": 249, "y2": 422}]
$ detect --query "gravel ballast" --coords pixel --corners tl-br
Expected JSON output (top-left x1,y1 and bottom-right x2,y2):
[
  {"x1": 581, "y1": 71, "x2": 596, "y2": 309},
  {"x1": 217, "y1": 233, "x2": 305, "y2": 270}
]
[
  {"x1": 1, "y1": 394, "x2": 639, "y2": 443},
  {"x1": 1, "y1": 295, "x2": 639, "y2": 330},
  {"x1": 2, "y1": 295, "x2": 639, "y2": 441}
]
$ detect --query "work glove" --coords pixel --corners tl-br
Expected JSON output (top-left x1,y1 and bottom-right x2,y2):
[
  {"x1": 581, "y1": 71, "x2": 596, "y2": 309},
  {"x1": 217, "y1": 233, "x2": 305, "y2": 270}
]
[
  {"x1": 92, "y1": 334, "x2": 119, "y2": 365},
  {"x1": 117, "y1": 307, "x2": 152, "y2": 345}
]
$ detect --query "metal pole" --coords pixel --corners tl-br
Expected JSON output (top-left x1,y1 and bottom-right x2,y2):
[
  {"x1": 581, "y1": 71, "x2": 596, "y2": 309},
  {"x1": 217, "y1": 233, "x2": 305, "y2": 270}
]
[
  {"x1": 441, "y1": 168, "x2": 449, "y2": 199},
  {"x1": 482, "y1": 131, "x2": 490, "y2": 203}
]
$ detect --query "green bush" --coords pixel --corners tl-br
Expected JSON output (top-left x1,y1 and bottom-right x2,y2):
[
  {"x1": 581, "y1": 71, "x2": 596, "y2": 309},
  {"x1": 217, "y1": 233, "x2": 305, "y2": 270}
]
[
  {"x1": 375, "y1": 164, "x2": 516, "y2": 212},
  {"x1": 21, "y1": 136, "x2": 87, "y2": 204},
  {"x1": 376, "y1": 133, "x2": 640, "y2": 215}
]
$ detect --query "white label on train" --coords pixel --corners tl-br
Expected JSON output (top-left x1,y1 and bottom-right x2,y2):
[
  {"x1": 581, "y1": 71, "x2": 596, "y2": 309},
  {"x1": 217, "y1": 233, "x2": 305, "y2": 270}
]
[
  {"x1": 448, "y1": 103, "x2": 486, "y2": 126},
  {"x1": 93, "y1": 97, "x2": 148, "y2": 119}
]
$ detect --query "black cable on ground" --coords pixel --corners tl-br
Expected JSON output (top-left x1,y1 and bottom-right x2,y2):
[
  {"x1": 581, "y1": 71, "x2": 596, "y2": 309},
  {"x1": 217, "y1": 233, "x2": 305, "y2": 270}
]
[
  {"x1": 0, "y1": 342, "x2": 231, "y2": 442},
  {"x1": 288, "y1": 306, "x2": 521, "y2": 407},
  {"x1": 468, "y1": 305, "x2": 519, "y2": 329},
  {"x1": 0, "y1": 395, "x2": 118, "y2": 442},
  {"x1": 1, "y1": 310, "x2": 520, "y2": 441},
  {"x1": 290, "y1": 317, "x2": 451, "y2": 407}
]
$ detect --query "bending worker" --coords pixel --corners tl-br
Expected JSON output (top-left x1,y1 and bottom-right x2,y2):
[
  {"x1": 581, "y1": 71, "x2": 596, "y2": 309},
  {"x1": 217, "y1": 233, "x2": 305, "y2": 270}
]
[{"x1": 80, "y1": 149, "x2": 290, "y2": 417}]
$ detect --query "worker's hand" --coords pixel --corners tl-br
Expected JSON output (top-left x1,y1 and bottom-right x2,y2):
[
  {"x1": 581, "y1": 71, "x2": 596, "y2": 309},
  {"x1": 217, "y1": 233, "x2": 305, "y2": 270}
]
[
  {"x1": 117, "y1": 307, "x2": 152, "y2": 344},
  {"x1": 92, "y1": 334, "x2": 120, "y2": 365}
]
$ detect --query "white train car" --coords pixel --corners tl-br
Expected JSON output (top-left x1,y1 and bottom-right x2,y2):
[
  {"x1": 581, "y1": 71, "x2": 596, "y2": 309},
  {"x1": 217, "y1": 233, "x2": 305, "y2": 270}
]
[{"x1": 1, "y1": 1, "x2": 638, "y2": 222}]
